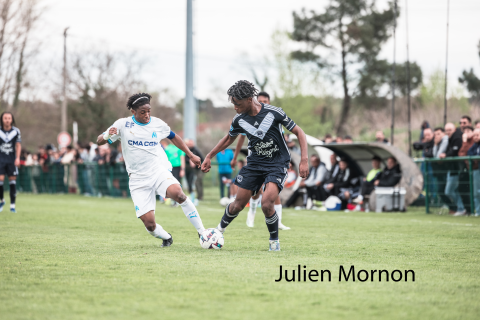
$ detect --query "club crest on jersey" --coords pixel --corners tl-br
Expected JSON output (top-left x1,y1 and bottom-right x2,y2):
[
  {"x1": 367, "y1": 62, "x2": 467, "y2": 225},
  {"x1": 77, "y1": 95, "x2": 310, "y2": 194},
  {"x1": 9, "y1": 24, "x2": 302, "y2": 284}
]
[
  {"x1": 254, "y1": 129, "x2": 265, "y2": 139},
  {"x1": 237, "y1": 175, "x2": 243, "y2": 183},
  {"x1": 152, "y1": 132, "x2": 157, "y2": 138}
]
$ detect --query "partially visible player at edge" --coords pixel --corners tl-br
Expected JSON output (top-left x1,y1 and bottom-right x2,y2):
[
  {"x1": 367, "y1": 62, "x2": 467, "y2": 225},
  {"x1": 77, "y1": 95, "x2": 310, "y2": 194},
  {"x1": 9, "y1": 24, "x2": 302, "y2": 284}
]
[
  {"x1": 97, "y1": 93, "x2": 205, "y2": 247},
  {"x1": 0, "y1": 112, "x2": 21, "y2": 213},
  {"x1": 231, "y1": 91, "x2": 290, "y2": 230},
  {"x1": 201, "y1": 81, "x2": 308, "y2": 251}
]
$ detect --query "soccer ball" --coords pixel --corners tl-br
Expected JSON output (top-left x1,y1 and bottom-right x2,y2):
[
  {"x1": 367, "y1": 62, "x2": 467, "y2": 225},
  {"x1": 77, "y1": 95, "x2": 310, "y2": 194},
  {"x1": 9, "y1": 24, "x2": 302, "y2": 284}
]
[
  {"x1": 219, "y1": 197, "x2": 231, "y2": 207},
  {"x1": 199, "y1": 228, "x2": 224, "y2": 249}
]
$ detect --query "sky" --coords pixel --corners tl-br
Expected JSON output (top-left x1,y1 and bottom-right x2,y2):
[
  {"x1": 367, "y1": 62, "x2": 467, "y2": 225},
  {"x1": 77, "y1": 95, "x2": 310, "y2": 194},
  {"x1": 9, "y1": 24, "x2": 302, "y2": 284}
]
[{"x1": 39, "y1": 0, "x2": 480, "y2": 106}]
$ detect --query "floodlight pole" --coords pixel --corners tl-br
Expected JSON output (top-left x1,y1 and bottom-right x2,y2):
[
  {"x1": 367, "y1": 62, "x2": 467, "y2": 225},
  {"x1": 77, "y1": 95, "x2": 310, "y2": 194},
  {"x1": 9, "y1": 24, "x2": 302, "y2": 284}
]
[
  {"x1": 61, "y1": 27, "x2": 69, "y2": 133},
  {"x1": 406, "y1": 0, "x2": 412, "y2": 157},
  {"x1": 443, "y1": 0, "x2": 450, "y2": 126},
  {"x1": 390, "y1": 0, "x2": 397, "y2": 146},
  {"x1": 184, "y1": 0, "x2": 196, "y2": 143}
]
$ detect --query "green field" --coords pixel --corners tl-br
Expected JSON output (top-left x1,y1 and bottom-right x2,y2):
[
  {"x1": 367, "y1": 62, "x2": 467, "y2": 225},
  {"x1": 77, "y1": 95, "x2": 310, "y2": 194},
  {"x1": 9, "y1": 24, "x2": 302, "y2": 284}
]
[{"x1": 1, "y1": 194, "x2": 480, "y2": 320}]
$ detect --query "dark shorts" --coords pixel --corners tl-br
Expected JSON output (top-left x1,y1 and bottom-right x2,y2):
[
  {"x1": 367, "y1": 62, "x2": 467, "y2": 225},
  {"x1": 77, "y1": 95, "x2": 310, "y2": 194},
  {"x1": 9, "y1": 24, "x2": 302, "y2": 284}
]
[
  {"x1": 0, "y1": 162, "x2": 18, "y2": 176},
  {"x1": 233, "y1": 165, "x2": 288, "y2": 196}
]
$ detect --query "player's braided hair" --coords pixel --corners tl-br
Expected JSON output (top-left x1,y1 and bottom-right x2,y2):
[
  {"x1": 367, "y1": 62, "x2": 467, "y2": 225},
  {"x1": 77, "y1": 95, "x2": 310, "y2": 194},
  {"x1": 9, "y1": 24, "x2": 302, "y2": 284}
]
[
  {"x1": 227, "y1": 80, "x2": 258, "y2": 103},
  {"x1": 127, "y1": 93, "x2": 152, "y2": 110}
]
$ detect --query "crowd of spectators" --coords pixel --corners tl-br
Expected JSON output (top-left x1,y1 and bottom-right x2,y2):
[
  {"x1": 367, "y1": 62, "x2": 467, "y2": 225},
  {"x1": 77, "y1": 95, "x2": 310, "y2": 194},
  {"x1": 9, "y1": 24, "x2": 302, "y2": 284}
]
[{"x1": 413, "y1": 115, "x2": 480, "y2": 216}]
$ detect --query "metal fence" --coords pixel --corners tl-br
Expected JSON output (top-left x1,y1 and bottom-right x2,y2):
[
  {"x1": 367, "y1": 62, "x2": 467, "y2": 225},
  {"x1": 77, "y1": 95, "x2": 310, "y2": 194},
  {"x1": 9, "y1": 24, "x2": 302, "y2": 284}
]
[
  {"x1": 414, "y1": 156, "x2": 480, "y2": 214},
  {"x1": 16, "y1": 161, "x2": 237, "y2": 198}
]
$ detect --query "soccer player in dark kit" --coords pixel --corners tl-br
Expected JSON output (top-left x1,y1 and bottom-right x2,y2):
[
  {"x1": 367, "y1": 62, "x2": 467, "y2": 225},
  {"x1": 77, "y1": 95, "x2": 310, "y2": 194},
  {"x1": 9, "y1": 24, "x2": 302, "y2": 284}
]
[
  {"x1": 201, "y1": 81, "x2": 309, "y2": 251},
  {"x1": 0, "y1": 112, "x2": 21, "y2": 213}
]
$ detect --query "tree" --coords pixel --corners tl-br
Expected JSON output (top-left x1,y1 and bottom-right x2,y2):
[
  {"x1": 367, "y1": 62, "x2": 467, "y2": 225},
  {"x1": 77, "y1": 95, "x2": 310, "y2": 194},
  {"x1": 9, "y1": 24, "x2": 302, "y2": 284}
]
[
  {"x1": 0, "y1": 0, "x2": 42, "y2": 109},
  {"x1": 291, "y1": 0, "x2": 398, "y2": 134},
  {"x1": 458, "y1": 40, "x2": 480, "y2": 101}
]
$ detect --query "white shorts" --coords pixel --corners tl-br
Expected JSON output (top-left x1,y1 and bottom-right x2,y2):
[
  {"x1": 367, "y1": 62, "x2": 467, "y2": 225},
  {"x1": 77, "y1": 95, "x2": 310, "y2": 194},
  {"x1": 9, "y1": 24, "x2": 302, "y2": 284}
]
[{"x1": 129, "y1": 170, "x2": 180, "y2": 218}]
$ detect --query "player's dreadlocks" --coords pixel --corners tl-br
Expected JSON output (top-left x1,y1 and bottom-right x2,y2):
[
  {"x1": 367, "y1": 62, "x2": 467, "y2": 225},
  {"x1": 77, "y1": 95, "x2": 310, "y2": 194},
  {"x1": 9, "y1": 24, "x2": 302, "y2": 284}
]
[
  {"x1": 127, "y1": 93, "x2": 152, "y2": 110},
  {"x1": 227, "y1": 80, "x2": 258, "y2": 103}
]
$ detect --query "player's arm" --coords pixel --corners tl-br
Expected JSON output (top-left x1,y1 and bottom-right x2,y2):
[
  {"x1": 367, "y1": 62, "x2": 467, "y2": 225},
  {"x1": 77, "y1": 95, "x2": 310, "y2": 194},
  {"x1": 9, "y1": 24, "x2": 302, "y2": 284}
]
[
  {"x1": 169, "y1": 135, "x2": 201, "y2": 168},
  {"x1": 201, "y1": 134, "x2": 237, "y2": 173},
  {"x1": 231, "y1": 135, "x2": 245, "y2": 169},
  {"x1": 290, "y1": 125, "x2": 309, "y2": 178},
  {"x1": 97, "y1": 127, "x2": 118, "y2": 146},
  {"x1": 15, "y1": 142, "x2": 21, "y2": 167}
]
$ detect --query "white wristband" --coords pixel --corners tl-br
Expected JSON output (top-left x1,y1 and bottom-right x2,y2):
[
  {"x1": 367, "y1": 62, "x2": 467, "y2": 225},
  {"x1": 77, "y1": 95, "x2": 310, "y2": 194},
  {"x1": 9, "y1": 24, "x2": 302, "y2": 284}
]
[{"x1": 103, "y1": 132, "x2": 112, "y2": 141}]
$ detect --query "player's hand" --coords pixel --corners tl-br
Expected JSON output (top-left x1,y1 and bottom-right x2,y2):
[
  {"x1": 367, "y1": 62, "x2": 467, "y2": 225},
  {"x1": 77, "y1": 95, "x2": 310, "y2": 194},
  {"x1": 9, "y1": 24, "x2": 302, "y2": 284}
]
[
  {"x1": 299, "y1": 158, "x2": 309, "y2": 178},
  {"x1": 108, "y1": 127, "x2": 118, "y2": 136},
  {"x1": 14, "y1": 158, "x2": 20, "y2": 167},
  {"x1": 190, "y1": 155, "x2": 202, "y2": 168},
  {"x1": 201, "y1": 158, "x2": 212, "y2": 173},
  {"x1": 180, "y1": 168, "x2": 185, "y2": 178},
  {"x1": 230, "y1": 158, "x2": 237, "y2": 169}
]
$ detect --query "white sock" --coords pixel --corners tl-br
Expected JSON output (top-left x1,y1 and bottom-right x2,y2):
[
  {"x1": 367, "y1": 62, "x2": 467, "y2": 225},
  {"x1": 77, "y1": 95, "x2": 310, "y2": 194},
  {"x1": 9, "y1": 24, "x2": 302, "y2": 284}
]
[
  {"x1": 274, "y1": 204, "x2": 282, "y2": 223},
  {"x1": 179, "y1": 198, "x2": 205, "y2": 233},
  {"x1": 249, "y1": 198, "x2": 259, "y2": 214},
  {"x1": 10, "y1": 203, "x2": 15, "y2": 209},
  {"x1": 147, "y1": 224, "x2": 171, "y2": 240}
]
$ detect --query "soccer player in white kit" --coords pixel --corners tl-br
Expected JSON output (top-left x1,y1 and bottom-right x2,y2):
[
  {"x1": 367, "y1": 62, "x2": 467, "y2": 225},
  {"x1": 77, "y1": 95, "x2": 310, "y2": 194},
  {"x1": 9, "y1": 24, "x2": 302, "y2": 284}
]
[{"x1": 96, "y1": 93, "x2": 205, "y2": 247}]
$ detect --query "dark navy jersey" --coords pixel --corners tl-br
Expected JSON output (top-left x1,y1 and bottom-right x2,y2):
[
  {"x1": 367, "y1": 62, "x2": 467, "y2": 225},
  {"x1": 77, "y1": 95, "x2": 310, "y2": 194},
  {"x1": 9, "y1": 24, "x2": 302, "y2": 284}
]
[
  {"x1": 229, "y1": 103, "x2": 296, "y2": 169},
  {"x1": 0, "y1": 126, "x2": 21, "y2": 163}
]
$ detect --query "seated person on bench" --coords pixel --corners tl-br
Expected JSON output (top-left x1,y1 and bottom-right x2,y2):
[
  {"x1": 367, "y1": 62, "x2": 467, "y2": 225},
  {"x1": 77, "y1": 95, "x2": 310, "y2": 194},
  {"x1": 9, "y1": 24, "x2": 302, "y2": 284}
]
[
  {"x1": 285, "y1": 155, "x2": 327, "y2": 208},
  {"x1": 353, "y1": 156, "x2": 402, "y2": 204},
  {"x1": 323, "y1": 158, "x2": 360, "y2": 208}
]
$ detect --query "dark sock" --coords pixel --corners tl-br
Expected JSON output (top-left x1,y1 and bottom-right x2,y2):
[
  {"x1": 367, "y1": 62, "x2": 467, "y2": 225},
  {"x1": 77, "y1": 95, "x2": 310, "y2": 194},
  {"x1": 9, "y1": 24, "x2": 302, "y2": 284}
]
[
  {"x1": 0, "y1": 181, "x2": 4, "y2": 201},
  {"x1": 265, "y1": 212, "x2": 279, "y2": 240},
  {"x1": 9, "y1": 181, "x2": 16, "y2": 204},
  {"x1": 220, "y1": 204, "x2": 238, "y2": 229}
]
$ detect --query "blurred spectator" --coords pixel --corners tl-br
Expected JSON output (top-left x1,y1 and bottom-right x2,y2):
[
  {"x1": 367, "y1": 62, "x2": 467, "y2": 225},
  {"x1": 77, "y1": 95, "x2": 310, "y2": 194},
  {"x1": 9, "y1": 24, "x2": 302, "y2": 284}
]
[
  {"x1": 323, "y1": 133, "x2": 333, "y2": 144},
  {"x1": 284, "y1": 161, "x2": 297, "y2": 189},
  {"x1": 440, "y1": 123, "x2": 464, "y2": 215},
  {"x1": 353, "y1": 156, "x2": 383, "y2": 204},
  {"x1": 284, "y1": 134, "x2": 300, "y2": 154},
  {"x1": 326, "y1": 154, "x2": 339, "y2": 181},
  {"x1": 432, "y1": 127, "x2": 455, "y2": 212},
  {"x1": 468, "y1": 128, "x2": 480, "y2": 215},
  {"x1": 456, "y1": 126, "x2": 475, "y2": 216},
  {"x1": 324, "y1": 159, "x2": 360, "y2": 209},
  {"x1": 216, "y1": 148, "x2": 234, "y2": 198},
  {"x1": 353, "y1": 157, "x2": 401, "y2": 204},
  {"x1": 228, "y1": 159, "x2": 245, "y2": 198},
  {"x1": 433, "y1": 128, "x2": 449, "y2": 157},
  {"x1": 285, "y1": 155, "x2": 327, "y2": 208},
  {"x1": 335, "y1": 136, "x2": 343, "y2": 144},
  {"x1": 61, "y1": 146, "x2": 78, "y2": 193},
  {"x1": 475, "y1": 120, "x2": 480, "y2": 129},
  {"x1": 459, "y1": 115, "x2": 472, "y2": 131},
  {"x1": 375, "y1": 131, "x2": 389, "y2": 144},
  {"x1": 163, "y1": 140, "x2": 185, "y2": 183},
  {"x1": 419, "y1": 120, "x2": 430, "y2": 141},
  {"x1": 185, "y1": 139, "x2": 204, "y2": 200},
  {"x1": 344, "y1": 135, "x2": 353, "y2": 144}
]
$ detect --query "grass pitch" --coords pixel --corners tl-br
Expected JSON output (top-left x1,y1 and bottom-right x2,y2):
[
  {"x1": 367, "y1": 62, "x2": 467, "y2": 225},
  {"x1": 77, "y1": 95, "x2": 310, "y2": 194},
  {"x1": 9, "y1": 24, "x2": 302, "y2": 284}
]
[{"x1": 1, "y1": 194, "x2": 480, "y2": 320}]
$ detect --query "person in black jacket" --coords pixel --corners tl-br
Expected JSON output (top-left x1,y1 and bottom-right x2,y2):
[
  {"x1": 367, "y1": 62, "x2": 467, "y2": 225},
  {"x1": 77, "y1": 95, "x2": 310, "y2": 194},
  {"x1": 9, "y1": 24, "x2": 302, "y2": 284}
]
[
  {"x1": 439, "y1": 123, "x2": 464, "y2": 214},
  {"x1": 185, "y1": 139, "x2": 205, "y2": 200},
  {"x1": 352, "y1": 157, "x2": 402, "y2": 203},
  {"x1": 324, "y1": 159, "x2": 360, "y2": 208}
]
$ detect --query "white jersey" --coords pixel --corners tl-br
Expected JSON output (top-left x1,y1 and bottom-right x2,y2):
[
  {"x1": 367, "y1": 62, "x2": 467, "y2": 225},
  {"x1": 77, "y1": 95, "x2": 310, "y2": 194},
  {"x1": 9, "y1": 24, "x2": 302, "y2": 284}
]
[{"x1": 105, "y1": 116, "x2": 173, "y2": 176}]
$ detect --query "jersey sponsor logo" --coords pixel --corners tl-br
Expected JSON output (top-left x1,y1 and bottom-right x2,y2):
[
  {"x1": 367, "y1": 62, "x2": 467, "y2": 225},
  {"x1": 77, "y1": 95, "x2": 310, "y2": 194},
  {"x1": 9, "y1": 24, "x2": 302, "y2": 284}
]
[
  {"x1": 125, "y1": 121, "x2": 135, "y2": 128},
  {"x1": 0, "y1": 142, "x2": 13, "y2": 155},
  {"x1": 128, "y1": 140, "x2": 159, "y2": 147},
  {"x1": 254, "y1": 139, "x2": 279, "y2": 158},
  {"x1": 152, "y1": 132, "x2": 157, "y2": 138},
  {"x1": 237, "y1": 175, "x2": 243, "y2": 183}
]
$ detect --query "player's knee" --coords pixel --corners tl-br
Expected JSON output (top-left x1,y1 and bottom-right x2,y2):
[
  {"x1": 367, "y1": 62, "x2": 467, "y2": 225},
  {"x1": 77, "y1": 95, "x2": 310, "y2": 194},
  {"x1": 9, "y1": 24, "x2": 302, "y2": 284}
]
[
  {"x1": 262, "y1": 205, "x2": 275, "y2": 217},
  {"x1": 143, "y1": 219, "x2": 156, "y2": 231},
  {"x1": 229, "y1": 200, "x2": 245, "y2": 214},
  {"x1": 176, "y1": 192, "x2": 187, "y2": 204}
]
